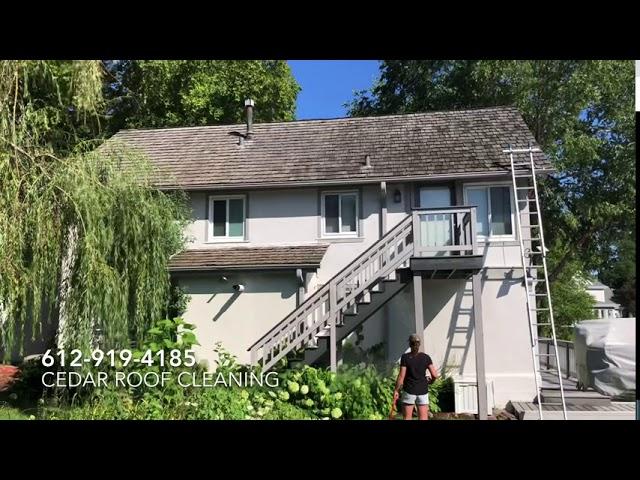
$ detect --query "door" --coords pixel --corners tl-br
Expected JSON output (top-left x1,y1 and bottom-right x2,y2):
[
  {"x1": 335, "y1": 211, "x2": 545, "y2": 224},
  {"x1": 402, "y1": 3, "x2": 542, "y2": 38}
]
[{"x1": 419, "y1": 186, "x2": 454, "y2": 253}]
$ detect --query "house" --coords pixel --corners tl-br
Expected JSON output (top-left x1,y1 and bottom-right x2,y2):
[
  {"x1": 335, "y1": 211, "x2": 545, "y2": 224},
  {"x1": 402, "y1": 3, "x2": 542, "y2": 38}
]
[
  {"x1": 586, "y1": 280, "x2": 622, "y2": 319},
  {"x1": 110, "y1": 102, "x2": 553, "y2": 411}
]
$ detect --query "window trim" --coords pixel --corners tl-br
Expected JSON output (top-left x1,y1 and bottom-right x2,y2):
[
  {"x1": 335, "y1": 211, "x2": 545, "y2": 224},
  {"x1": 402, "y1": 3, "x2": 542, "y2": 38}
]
[
  {"x1": 463, "y1": 182, "x2": 516, "y2": 241},
  {"x1": 320, "y1": 190, "x2": 359, "y2": 238},
  {"x1": 207, "y1": 194, "x2": 247, "y2": 242}
]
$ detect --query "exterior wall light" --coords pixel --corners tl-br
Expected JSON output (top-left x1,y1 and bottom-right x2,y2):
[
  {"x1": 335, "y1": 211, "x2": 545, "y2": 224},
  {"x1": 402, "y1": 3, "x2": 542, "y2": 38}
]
[{"x1": 393, "y1": 189, "x2": 402, "y2": 203}]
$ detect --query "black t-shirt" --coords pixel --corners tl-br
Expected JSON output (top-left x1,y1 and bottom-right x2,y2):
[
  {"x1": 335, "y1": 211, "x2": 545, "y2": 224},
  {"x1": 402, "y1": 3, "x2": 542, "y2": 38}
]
[{"x1": 400, "y1": 352, "x2": 433, "y2": 395}]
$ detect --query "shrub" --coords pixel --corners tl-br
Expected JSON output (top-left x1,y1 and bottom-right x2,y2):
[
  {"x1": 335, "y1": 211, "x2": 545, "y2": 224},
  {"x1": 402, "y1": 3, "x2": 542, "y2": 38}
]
[{"x1": 34, "y1": 319, "x2": 452, "y2": 420}]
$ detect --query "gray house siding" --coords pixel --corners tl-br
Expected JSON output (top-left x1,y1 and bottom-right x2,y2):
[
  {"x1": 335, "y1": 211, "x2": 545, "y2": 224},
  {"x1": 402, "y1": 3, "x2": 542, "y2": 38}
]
[{"x1": 175, "y1": 174, "x2": 538, "y2": 406}]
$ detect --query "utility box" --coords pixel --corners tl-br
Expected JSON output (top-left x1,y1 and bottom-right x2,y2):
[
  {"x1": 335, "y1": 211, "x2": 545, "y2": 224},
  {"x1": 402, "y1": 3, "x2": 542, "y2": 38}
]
[{"x1": 453, "y1": 378, "x2": 495, "y2": 416}]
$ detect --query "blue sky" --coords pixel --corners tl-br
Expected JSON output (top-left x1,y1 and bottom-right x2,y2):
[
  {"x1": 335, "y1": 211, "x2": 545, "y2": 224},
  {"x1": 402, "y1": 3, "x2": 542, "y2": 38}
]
[{"x1": 288, "y1": 61, "x2": 380, "y2": 120}]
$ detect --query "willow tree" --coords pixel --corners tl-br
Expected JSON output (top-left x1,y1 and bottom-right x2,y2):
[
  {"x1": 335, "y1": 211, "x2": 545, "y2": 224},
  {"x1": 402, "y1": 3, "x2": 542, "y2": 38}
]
[{"x1": 0, "y1": 61, "x2": 188, "y2": 360}]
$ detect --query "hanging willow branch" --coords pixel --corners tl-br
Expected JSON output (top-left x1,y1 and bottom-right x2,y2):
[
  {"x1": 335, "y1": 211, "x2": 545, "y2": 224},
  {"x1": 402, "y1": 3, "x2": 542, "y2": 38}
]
[{"x1": 0, "y1": 60, "x2": 188, "y2": 360}]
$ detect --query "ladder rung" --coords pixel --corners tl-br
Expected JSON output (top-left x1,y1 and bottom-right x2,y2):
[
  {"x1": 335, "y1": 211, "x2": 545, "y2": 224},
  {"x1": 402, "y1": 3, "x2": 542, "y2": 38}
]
[
  {"x1": 529, "y1": 293, "x2": 547, "y2": 297},
  {"x1": 531, "y1": 323, "x2": 552, "y2": 326},
  {"x1": 536, "y1": 353, "x2": 555, "y2": 356},
  {"x1": 530, "y1": 307, "x2": 550, "y2": 311},
  {"x1": 517, "y1": 199, "x2": 538, "y2": 203},
  {"x1": 527, "y1": 252, "x2": 544, "y2": 255},
  {"x1": 539, "y1": 403, "x2": 565, "y2": 406},
  {"x1": 522, "y1": 238, "x2": 541, "y2": 241},
  {"x1": 516, "y1": 186, "x2": 535, "y2": 190}
]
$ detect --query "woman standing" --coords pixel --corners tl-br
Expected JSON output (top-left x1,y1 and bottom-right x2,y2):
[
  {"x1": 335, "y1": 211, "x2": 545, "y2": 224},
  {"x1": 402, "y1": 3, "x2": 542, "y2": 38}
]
[{"x1": 393, "y1": 334, "x2": 439, "y2": 420}]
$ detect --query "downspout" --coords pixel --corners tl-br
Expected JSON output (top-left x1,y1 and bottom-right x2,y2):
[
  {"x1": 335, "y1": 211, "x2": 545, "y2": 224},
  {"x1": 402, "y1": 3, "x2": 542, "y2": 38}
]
[
  {"x1": 380, "y1": 181, "x2": 387, "y2": 237},
  {"x1": 296, "y1": 268, "x2": 305, "y2": 307},
  {"x1": 380, "y1": 181, "x2": 391, "y2": 360}
]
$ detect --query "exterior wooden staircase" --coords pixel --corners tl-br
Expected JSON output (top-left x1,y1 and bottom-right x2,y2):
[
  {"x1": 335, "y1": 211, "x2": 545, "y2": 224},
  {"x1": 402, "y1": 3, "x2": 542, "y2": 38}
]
[
  {"x1": 248, "y1": 215, "x2": 414, "y2": 372},
  {"x1": 248, "y1": 205, "x2": 481, "y2": 372}
]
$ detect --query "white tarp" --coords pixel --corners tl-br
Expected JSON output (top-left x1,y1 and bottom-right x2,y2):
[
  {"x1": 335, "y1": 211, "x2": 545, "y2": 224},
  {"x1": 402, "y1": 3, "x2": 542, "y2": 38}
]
[{"x1": 574, "y1": 318, "x2": 636, "y2": 400}]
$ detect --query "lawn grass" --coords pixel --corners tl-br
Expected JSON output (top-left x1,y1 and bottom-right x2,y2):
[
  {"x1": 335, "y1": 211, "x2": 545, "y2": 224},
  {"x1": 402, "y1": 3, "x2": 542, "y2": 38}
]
[{"x1": 0, "y1": 405, "x2": 31, "y2": 420}]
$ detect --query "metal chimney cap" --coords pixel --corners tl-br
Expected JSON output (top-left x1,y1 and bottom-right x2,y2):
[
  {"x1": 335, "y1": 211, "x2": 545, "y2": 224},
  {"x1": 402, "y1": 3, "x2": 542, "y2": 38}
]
[{"x1": 244, "y1": 99, "x2": 255, "y2": 107}]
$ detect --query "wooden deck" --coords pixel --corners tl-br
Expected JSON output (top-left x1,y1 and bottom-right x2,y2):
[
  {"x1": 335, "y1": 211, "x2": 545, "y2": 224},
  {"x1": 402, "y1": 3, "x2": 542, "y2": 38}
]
[
  {"x1": 509, "y1": 370, "x2": 636, "y2": 420},
  {"x1": 510, "y1": 400, "x2": 635, "y2": 420}
]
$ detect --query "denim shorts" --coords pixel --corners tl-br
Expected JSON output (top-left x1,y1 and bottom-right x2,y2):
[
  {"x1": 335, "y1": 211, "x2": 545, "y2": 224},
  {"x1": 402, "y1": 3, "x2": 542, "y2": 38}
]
[{"x1": 401, "y1": 391, "x2": 429, "y2": 406}]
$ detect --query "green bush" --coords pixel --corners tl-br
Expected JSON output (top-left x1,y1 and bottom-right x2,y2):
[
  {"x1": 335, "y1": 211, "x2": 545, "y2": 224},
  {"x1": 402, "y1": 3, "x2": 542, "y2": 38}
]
[{"x1": 33, "y1": 319, "x2": 451, "y2": 420}]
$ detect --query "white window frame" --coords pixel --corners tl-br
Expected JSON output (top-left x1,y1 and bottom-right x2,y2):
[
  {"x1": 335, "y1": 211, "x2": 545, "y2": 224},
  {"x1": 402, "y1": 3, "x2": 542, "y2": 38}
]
[
  {"x1": 320, "y1": 190, "x2": 359, "y2": 238},
  {"x1": 463, "y1": 182, "x2": 516, "y2": 241},
  {"x1": 208, "y1": 194, "x2": 246, "y2": 242}
]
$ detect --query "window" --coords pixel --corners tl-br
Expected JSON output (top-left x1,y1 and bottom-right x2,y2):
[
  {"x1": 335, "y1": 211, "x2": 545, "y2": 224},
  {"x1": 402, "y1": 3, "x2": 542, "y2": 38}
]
[
  {"x1": 321, "y1": 191, "x2": 358, "y2": 237},
  {"x1": 464, "y1": 185, "x2": 515, "y2": 240},
  {"x1": 208, "y1": 195, "x2": 246, "y2": 241}
]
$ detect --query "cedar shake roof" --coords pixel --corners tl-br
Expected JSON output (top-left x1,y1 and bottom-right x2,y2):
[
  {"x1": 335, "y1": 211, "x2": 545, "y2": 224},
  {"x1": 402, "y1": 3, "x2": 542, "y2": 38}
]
[
  {"x1": 168, "y1": 245, "x2": 329, "y2": 271},
  {"x1": 108, "y1": 106, "x2": 551, "y2": 190}
]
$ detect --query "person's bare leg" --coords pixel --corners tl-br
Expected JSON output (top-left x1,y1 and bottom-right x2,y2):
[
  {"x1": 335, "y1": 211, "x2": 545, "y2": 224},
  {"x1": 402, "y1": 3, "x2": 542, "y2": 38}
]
[
  {"x1": 402, "y1": 404, "x2": 414, "y2": 420},
  {"x1": 417, "y1": 404, "x2": 429, "y2": 420}
]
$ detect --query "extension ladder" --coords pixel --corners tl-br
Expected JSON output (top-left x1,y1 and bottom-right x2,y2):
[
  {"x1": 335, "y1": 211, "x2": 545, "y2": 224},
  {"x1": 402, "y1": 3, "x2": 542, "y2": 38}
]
[{"x1": 506, "y1": 144, "x2": 568, "y2": 420}]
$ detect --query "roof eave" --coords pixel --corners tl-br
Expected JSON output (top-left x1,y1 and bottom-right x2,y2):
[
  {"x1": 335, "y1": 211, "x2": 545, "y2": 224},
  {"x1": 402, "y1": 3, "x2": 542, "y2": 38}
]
[
  {"x1": 169, "y1": 264, "x2": 321, "y2": 272},
  {"x1": 154, "y1": 168, "x2": 556, "y2": 192}
]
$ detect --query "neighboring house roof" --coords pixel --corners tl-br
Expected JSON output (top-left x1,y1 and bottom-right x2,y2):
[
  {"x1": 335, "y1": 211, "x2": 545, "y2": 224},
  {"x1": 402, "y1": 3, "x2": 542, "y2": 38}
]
[
  {"x1": 594, "y1": 302, "x2": 621, "y2": 309},
  {"x1": 168, "y1": 245, "x2": 329, "y2": 271},
  {"x1": 587, "y1": 280, "x2": 607, "y2": 290},
  {"x1": 587, "y1": 280, "x2": 621, "y2": 309},
  {"x1": 107, "y1": 106, "x2": 551, "y2": 190}
]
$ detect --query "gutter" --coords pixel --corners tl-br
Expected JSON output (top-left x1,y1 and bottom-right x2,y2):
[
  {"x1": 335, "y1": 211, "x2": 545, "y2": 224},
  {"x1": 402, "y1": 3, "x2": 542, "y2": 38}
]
[
  {"x1": 155, "y1": 168, "x2": 556, "y2": 192},
  {"x1": 169, "y1": 264, "x2": 321, "y2": 272}
]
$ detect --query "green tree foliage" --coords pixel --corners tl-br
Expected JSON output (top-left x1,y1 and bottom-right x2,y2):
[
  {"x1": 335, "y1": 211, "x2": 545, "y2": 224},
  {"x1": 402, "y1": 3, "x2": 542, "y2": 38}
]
[
  {"x1": 348, "y1": 60, "x2": 635, "y2": 317},
  {"x1": 0, "y1": 61, "x2": 188, "y2": 359},
  {"x1": 542, "y1": 253, "x2": 596, "y2": 339},
  {"x1": 103, "y1": 60, "x2": 300, "y2": 133}
]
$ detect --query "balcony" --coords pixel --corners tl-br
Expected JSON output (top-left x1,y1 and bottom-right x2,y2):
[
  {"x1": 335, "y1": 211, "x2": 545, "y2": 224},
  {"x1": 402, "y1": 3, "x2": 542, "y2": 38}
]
[{"x1": 410, "y1": 206, "x2": 484, "y2": 277}]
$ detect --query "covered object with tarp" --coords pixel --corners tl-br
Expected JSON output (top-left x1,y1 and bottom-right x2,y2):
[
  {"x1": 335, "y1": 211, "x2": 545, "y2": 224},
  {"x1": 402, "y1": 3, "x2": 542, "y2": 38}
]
[{"x1": 574, "y1": 318, "x2": 636, "y2": 400}]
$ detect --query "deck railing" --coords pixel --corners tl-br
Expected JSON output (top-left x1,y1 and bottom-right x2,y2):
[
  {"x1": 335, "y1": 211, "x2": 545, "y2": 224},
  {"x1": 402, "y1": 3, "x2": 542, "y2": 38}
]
[
  {"x1": 412, "y1": 206, "x2": 477, "y2": 257},
  {"x1": 539, "y1": 337, "x2": 576, "y2": 379}
]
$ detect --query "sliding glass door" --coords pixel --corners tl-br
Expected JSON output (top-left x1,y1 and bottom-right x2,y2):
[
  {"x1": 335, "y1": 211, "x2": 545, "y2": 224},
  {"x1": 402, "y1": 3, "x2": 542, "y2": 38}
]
[{"x1": 419, "y1": 186, "x2": 453, "y2": 254}]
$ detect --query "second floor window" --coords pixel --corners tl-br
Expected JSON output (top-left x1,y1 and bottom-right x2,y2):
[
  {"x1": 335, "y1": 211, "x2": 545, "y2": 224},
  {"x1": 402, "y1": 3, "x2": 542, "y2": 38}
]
[
  {"x1": 208, "y1": 195, "x2": 246, "y2": 241},
  {"x1": 464, "y1": 185, "x2": 515, "y2": 240},
  {"x1": 321, "y1": 191, "x2": 358, "y2": 237}
]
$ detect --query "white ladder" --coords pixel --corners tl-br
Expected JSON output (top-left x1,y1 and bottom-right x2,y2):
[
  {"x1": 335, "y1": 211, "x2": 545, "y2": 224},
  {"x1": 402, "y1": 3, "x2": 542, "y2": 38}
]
[{"x1": 505, "y1": 143, "x2": 568, "y2": 420}]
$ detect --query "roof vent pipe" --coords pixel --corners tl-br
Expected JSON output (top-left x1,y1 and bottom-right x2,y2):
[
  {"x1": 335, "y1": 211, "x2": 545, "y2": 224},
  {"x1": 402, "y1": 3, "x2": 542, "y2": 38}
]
[
  {"x1": 244, "y1": 99, "x2": 255, "y2": 140},
  {"x1": 364, "y1": 154, "x2": 371, "y2": 167}
]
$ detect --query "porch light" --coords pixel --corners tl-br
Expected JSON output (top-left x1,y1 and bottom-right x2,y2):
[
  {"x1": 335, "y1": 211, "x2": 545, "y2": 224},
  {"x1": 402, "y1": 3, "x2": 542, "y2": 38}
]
[{"x1": 393, "y1": 189, "x2": 402, "y2": 203}]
